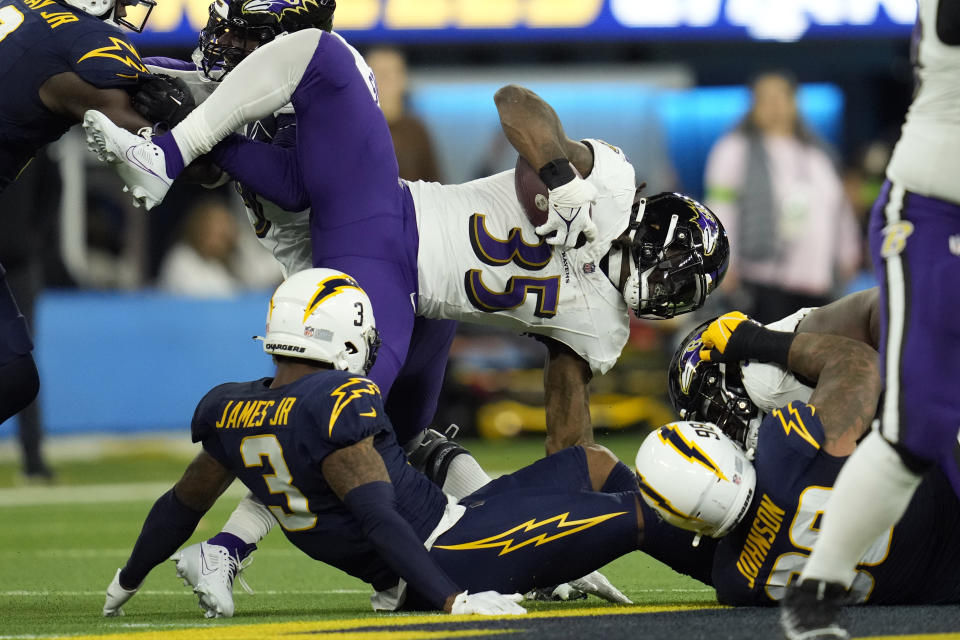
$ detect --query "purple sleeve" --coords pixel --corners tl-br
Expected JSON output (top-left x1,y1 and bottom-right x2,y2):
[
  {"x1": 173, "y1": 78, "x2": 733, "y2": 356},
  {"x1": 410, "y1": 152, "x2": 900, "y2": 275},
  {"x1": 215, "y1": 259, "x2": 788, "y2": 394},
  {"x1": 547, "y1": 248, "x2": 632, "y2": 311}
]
[
  {"x1": 142, "y1": 56, "x2": 198, "y2": 72},
  {"x1": 208, "y1": 134, "x2": 309, "y2": 212},
  {"x1": 343, "y1": 481, "x2": 459, "y2": 610}
]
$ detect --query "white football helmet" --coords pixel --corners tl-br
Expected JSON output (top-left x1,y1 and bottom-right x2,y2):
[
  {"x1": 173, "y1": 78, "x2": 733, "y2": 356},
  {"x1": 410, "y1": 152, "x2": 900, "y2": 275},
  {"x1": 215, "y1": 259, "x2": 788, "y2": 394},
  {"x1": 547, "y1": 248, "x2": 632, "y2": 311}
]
[
  {"x1": 635, "y1": 421, "x2": 755, "y2": 540},
  {"x1": 256, "y1": 268, "x2": 380, "y2": 375},
  {"x1": 63, "y1": 0, "x2": 156, "y2": 32}
]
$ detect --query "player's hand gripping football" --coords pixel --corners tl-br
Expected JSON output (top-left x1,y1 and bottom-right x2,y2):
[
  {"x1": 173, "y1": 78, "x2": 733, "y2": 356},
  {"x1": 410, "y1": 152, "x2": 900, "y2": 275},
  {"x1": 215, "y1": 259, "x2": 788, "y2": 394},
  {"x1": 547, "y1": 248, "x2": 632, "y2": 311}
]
[
  {"x1": 699, "y1": 311, "x2": 796, "y2": 367},
  {"x1": 451, "y1": 590, "x2": 527, "y2": 615},
  {"x1": 536, "y1": 176, "x2": 599, "y2": 250},
  {"x1": 132, "y1": 75, "x2": 196, "y2": 131}
]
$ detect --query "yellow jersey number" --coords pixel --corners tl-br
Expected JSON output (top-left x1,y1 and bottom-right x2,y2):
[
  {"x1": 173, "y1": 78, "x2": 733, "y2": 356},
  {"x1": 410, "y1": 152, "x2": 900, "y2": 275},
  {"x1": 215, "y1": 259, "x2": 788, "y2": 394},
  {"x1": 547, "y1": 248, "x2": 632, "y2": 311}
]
[
  {"x1": 240, "y1": 434, "x2": 317, "y2": 532},
  {"x1": 0, "y1": 5, "x2": 24, "y2": 43}
]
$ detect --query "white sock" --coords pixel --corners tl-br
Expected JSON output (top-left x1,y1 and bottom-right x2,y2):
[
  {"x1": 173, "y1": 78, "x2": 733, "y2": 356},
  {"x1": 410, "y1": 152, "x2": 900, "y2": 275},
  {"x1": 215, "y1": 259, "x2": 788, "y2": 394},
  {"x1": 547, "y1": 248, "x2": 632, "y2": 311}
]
[
  {"x1": 801, "y1": 430, "x2": 923, "y2": 587},
  {"x1": 441, "y1": 454, "x2": 492, "y2": 500},
  {"x1": 172, "y1": 29, "x2": 322, "y2": 165},
  {"x1": 221, "y1": 492, "x2": 276, "y2": 545}
]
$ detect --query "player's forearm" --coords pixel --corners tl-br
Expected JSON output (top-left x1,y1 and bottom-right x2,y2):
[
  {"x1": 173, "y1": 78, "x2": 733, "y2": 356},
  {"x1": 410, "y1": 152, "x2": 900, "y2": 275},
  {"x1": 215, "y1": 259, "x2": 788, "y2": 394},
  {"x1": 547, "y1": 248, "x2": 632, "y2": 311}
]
[
  {"x1": 118, "y1": 489, "x2": 206, "y2": 590},
  {"x1": 343, "y1": 481, "x2": 461, "y2": 611},
  {"x1": 543, "y1": 344, "x2": 594, "y2": 455},
  {"x1": 494, "y1": 85, "x2": 569, "y2": 168},
  {"x1": 790, "y1": 333, "x2": 881, "y2": 455}
]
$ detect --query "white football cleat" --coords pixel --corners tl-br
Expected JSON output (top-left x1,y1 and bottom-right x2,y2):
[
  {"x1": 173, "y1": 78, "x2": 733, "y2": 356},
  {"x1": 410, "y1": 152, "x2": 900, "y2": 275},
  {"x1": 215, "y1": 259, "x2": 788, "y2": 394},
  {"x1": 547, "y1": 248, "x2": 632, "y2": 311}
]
[
  {"x1": 188, "y1": 541, "x2": 253, "y2": 618},
  {"x1": 103, "y1": 568, "x2": 140, "y2": 617},
  {"x1": 82, "y1": 110, "x2": 174, "y2": 211}
]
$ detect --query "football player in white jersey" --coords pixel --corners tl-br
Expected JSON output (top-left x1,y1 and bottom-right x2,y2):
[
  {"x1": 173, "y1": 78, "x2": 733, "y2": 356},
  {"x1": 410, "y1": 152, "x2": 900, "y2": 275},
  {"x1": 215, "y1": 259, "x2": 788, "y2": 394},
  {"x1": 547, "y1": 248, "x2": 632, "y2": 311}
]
[
  {"x1": 88, "y1": 19, "x2": 728, "y2": 615},
  {"x1": 778, "y1": 1, "x2": 960, "y2": 637}
]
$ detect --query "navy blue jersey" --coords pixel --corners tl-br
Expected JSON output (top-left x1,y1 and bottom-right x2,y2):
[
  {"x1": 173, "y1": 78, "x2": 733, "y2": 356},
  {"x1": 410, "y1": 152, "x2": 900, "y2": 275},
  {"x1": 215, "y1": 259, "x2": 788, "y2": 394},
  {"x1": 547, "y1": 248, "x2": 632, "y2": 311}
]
[
  {"x1": 191, "y1": 370, "x2": 447, "y2": 592},
  {"x1": 0, "y1": 0, "x2": 147, "y2": 189},
  {"x1": 711, "y1": 401, "x2": 960, "y2": 606}
]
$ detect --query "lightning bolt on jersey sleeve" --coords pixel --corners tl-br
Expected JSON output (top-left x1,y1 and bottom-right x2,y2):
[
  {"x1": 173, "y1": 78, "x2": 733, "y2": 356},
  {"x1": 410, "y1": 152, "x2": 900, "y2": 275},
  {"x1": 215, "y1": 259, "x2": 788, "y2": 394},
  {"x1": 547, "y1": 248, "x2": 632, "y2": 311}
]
[
  {"x1": 409, "y1": 139, "x2": 636, "y2": 374},
  {"x1": 0, "y1": 0, "x2": 145, "y2": 187}
]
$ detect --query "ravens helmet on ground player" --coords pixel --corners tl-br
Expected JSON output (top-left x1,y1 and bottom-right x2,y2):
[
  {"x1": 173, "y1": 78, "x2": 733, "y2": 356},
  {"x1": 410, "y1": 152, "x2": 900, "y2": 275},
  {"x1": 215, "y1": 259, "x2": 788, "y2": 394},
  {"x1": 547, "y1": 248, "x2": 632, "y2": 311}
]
[
  {"x1": 635, "y1": 420, "x2": 756, "y2": 540},
  {"x1": 255, "y1": 268, "x2": 381, "y2": 375},
  {"x1": 615, "y1": 192, "x2": 729, "y2": 319},
  {"x1": 197, "y1": 0, "x2": 335, "y2": 80},
  {"x1": 668, "y1": 317, "x2": 761, "y2": 457}
]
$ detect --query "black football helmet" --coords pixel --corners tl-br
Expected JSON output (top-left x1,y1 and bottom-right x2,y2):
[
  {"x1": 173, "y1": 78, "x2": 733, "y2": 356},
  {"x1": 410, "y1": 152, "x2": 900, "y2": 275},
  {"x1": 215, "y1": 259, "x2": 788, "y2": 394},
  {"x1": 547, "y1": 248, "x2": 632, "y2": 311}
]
[
  {"x1": 618, "y1": 192, "x2": 729, "y2": 319},
  {"x1": 667, "y1": 317, "x2": 760, "y2": 454},
  {"x1": 197, "y1": 0, "x2": 336, "y2": 80}
]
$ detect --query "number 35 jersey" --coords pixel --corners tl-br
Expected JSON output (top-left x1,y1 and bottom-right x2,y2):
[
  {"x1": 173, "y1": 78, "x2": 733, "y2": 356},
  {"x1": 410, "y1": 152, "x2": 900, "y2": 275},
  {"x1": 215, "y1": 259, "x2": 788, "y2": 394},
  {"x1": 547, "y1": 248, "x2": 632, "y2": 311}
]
[
  {"x1": 710, "y1": 401, "x2": 960, "y2": 606},
  {"x1": 409, "y1": 140, "x2": 636, "y2": 375}
]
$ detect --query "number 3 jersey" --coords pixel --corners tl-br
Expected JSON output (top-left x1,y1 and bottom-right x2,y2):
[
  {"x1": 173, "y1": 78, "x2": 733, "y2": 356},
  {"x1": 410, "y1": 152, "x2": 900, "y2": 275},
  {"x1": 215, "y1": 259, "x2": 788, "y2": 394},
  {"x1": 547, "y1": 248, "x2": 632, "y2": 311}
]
[
  {"x1": 408, "y1": 140, "x2": 637, "y2": 375},
  {"x1": 190, "y1": 370, "x2": 448, "y2": 592},
  {"x1": 707, "y1": 401, "x2": 960, "y2": 606}
]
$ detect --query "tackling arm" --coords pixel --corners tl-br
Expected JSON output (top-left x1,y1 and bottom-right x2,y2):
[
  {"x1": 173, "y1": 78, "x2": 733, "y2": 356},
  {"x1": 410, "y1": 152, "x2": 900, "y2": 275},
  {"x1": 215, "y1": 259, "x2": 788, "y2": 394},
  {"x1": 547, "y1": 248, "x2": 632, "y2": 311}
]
[
  {"x1": 787, "y1": 333, "x2": 881, "y2": 457},
  {"x1": 39, "y1": 72, "x2": 151, "y2": 132},
  {"x1": 493, "y1": 84, "x2": 593, "y2": 178},
  {"x1": 795, "y1": 287, "x2": 880, "y2": 350},
  {"x1": 541, "y1": 337, "x2": 594, "y2": 455}
]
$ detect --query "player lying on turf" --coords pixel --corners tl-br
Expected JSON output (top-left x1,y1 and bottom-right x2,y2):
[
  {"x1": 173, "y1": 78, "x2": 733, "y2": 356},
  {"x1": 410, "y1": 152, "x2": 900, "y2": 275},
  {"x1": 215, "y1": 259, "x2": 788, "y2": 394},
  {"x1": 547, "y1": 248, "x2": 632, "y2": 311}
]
[
  {"x1": 633, "y1": 304, "x2": 960, "y2": 607},
  {"x1": 102, "y1": 268, "x2": 658, "y2": 618},
  {"x1": 91, "y1": 14, "x2": 728, "y2": 612}
]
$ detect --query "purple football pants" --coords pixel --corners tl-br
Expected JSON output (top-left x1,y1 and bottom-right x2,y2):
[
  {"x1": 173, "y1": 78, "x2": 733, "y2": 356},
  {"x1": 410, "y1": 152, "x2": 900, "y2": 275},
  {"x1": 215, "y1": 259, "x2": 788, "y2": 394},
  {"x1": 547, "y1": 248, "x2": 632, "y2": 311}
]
[
  {"x1": 289, "y1": 37, "x2": 455, "y2": 444},
  {"x1": 870, "y1": 181, "x2": 960, "y2": 496}
]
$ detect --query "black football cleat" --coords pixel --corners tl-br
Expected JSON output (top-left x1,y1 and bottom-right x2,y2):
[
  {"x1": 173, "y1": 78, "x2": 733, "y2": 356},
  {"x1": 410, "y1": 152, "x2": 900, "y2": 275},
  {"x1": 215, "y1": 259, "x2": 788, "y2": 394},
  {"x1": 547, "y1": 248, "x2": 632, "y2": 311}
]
[{"x1": 780, "y1": 579, "x2": 850, "y2": 640}]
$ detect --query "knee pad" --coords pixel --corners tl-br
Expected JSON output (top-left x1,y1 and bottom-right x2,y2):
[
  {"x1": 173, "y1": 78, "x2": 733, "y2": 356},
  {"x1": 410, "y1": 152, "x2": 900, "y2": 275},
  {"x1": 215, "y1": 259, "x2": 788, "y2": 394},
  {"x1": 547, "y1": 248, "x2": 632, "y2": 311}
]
[{"x1": 403, "y1": 426, "x2": 469, "y2": 487}]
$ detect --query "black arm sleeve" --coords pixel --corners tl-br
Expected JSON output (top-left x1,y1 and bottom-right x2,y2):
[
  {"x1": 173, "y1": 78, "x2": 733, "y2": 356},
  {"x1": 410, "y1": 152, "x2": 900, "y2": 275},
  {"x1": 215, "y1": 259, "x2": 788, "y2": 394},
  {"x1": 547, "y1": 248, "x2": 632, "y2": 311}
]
[
  {"x1": 343, "y1": 481, "x2": 460, "y2": 610},
  {"x1": 117, "y1": 489, "x2": 205, "y2": 589}
]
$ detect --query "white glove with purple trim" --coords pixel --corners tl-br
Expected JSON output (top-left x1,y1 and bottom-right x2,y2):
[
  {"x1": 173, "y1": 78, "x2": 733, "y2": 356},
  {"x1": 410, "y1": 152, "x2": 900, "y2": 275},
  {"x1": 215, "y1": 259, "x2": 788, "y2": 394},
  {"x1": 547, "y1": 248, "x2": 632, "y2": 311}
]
[{"x1": 536, "y1": 176, "x2": 599, "y2": 250}]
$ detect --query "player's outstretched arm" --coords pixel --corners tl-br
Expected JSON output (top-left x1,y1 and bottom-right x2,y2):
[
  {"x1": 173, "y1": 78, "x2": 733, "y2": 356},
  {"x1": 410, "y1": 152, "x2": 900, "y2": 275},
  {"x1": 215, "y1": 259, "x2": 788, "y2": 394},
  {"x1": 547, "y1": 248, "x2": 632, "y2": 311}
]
[
  {"x1": 541, "y1": 337, "x2": 594, "y2": 455},
  {"x1": 796, "y1": 287, "x2": 880, "y2": 350},
  {"x1": 494, "y1": 85, "x2": 598, "y2": 250},
  {"x1": 40, "y1": 72, "x2": 152, "y2": 133},
  {"x1": 323, "y1": 436, "x2": 525, "y2": 614},
  {"x1": 103, "y1": 451, "x2": 235, "y2": 616}
]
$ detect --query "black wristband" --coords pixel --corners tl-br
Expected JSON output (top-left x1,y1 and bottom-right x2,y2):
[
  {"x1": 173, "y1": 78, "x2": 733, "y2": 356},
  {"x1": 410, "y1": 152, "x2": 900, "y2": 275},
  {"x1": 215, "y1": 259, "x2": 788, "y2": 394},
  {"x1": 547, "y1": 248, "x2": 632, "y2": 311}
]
[
  {"x1": 730, "y1": 324, "x2": 797, "y2": 369},
  {"x1": 538, "y1": 158, "x2": 576, "y2": 190}
]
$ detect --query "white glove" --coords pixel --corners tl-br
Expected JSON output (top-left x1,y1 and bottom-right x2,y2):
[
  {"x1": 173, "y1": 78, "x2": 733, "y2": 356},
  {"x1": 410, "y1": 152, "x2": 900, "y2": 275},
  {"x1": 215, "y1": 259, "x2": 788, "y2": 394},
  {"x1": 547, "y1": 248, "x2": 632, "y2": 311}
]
[
  {"x1": 103, "y1": 568, "x2": 140, "y2": 617},
  {"x1": 566, "y1": 571, "x2": 632, "y2": 604},
  {"x1": 450, "y1": 590, "x2": 527, "y2": 615},
  {"x1": 535, "y1": 176, "x2": 599, "y2": 250}
]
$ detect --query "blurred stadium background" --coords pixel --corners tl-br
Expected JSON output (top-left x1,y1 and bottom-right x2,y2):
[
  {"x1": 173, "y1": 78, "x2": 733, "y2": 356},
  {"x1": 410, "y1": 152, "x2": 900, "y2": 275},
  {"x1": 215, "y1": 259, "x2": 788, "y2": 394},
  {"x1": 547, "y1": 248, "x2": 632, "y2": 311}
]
[{"x1": 0, "y1": 0, "x2": 915, "y2": 479}]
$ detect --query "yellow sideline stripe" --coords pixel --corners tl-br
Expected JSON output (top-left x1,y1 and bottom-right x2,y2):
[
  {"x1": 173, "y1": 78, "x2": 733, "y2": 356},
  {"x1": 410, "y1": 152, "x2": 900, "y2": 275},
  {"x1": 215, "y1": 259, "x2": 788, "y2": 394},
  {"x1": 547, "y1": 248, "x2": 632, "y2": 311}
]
[{"x1": 69, "y1": 604, "x2": 720, "y2": 640}]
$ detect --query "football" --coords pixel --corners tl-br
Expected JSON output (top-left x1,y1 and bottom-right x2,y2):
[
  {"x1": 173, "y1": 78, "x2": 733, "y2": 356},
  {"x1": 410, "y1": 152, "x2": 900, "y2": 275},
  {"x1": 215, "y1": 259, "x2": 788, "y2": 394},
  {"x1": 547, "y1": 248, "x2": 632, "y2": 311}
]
[{"x1": 514, "y1": 155, "x2": 551, "y2": 227}]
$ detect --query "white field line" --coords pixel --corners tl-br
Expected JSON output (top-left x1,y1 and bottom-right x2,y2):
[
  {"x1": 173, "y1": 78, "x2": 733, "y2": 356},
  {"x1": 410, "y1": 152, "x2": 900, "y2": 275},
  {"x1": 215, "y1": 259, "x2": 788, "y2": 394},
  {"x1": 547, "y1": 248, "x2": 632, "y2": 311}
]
[
  {"x1": 0, "y1": 481, "x2": 249, "y2": 507},
  {"x1": 0, "y1": 588, "x2": 711, "y2": 597}
]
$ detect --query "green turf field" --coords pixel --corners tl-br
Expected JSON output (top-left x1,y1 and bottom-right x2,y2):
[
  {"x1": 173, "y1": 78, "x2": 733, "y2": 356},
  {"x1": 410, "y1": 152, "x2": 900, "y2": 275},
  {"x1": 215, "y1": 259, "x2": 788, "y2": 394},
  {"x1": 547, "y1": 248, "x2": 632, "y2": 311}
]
[{"x1": 0, "y1": 431, "x2": 718, "y2": 639}]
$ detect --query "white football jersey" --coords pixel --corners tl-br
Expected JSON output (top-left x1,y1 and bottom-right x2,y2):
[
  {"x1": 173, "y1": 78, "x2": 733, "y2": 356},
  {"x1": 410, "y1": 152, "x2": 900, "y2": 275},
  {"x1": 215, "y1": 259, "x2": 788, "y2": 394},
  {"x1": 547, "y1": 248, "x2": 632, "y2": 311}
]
[
  {"x1": 409, "y1": 139, "x2": 637, "y2": 375},
  {"x1": 741, "y1": 307, "x2": 815, "y2": 413},
  {"x1": 887, "y1": 0, "x2": 960, "y2": 203}
]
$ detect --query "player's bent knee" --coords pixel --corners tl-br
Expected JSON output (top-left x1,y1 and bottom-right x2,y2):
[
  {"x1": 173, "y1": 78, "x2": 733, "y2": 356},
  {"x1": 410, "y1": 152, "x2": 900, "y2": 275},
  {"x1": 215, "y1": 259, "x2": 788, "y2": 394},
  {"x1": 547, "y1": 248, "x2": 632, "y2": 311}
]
[
  {"x1": 582, "y1": 444, "x2": 620, "y2": 491},
  {"x1": 0, "y1": 353, "x2": 39, "y2": 424}
]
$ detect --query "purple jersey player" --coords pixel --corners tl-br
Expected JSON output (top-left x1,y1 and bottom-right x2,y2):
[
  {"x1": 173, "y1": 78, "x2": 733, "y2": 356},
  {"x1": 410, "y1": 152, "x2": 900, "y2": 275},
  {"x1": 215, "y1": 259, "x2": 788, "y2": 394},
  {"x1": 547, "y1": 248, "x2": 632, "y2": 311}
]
[{"x1": 777, "y1": 2, "x2": 960, "y2": 638}]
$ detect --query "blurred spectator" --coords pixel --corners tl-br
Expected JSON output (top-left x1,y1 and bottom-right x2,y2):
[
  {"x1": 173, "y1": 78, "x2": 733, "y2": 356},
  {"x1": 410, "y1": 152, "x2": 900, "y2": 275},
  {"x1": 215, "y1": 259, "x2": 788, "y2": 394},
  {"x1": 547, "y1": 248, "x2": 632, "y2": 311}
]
[
  {"x1": 158, "y1": 198, "x2": 249, "y2": 297},
  {"x1": 366, "y1": 46, "x2": 441, "y2": 182},
  {"x1": 704, "y1": 71, "x2": 860, "y2": 323},
  {"x1": 0, "y1": 151, "x2": 59, "y2": 481}
]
